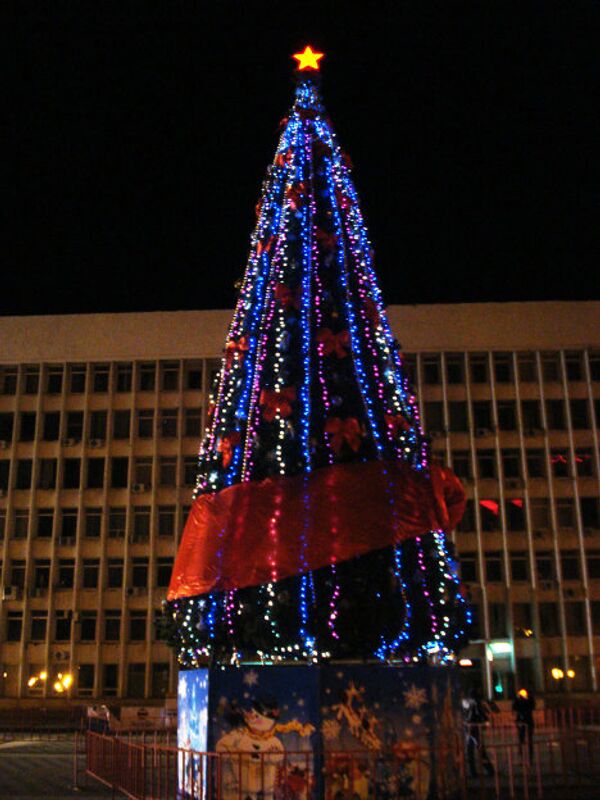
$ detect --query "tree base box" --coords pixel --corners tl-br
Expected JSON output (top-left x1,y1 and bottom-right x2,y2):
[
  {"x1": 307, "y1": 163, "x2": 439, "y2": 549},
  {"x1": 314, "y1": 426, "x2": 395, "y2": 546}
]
[{"x1": 177, "y1": 663, "x2": 462, "y2": 799}]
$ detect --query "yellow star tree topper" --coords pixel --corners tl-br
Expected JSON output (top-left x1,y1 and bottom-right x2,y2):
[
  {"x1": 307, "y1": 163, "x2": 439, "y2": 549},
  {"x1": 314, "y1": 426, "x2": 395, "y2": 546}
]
[{"x1": 293, "y1": 46, "x2": 324, "y2": 71}]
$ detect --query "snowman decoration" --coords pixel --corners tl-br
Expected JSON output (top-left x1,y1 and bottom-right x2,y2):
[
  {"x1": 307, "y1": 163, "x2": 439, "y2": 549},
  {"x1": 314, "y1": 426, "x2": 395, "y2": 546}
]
[{"x1": 216, "y1": 696, "x2": 285, "y2": 800}]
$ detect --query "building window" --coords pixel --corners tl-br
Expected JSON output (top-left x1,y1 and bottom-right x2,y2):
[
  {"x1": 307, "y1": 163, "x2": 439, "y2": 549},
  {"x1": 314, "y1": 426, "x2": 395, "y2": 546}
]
[
  {"x1": 129, "y1": 612, "x2": 147, "y2": 642},
  {"x1": 108, "y1": 508, "x2": 126, "y2": 539},
  {"x1": 57, "y1": 559, "x2": 75, "y2": 589},
  {"x1": 65, "y1": 411, "x2": 84, "y2": 441},
  {"x1": 113, "y1": 410, "x2": 131, "y2": 440},
  {"x1": 30, "y1": 611, "x2": 48, "y2": 641},
  {"x1": 457, "y1": 499, "x2": 475, "y2": 532},
  {"x1": 565, "y1": 352, "x2": 583, "y2": 382},
  {"x1": 151, "y1": 663, "x2": 170, "y2": 698},
  {"x1": 560, "y1": 550, "x2": 580, "y2": 582},
  {"x1": 6, "y1": 612, "x2": 23, "y2": 641},
  {"x1": 564, "y1": 601, "x2": 586, "y2": 636},
  {"x1": 569, "y1": 399, "x2": 589, "y2": 429},
  {"x1": 536, "y1": 551, "x2": 555, "y2": 582},
  {"x1": 80, "y1": 611, "x2": 97, "y2": 642},
  {"x1": 13, "y1": 510, "x2": 29, "y2": 539},
  {"x1": 472, "y1": 401, "x2": 493, "y2": 431},
  {"x1": 448, "y1": 401, "x2": 468, "y2": 432},
  {"x1": 24, "y1": 366, "x2": 40, "y2": 395},
  {"x1": 538, "y1": 602, "x2": 559, "y2": 635},
  {"x1": 451, "y1": 451, "x2": 471, "y2": 479},
  {"x1": 132, "y1": 557, "x2": 149, "y2": 588},
  {"x1": 110, "y1": 457, "x2": 129, "y2": 488},
  {"x1": 156, "y1": 557, "x2": 174, "y2": 587},
  {"x1": 497, "y1": 401, "x2": 517, "y2": 431},
  {"x1": 0, "y1": 460, "x2": 9, "y2": 491},
  {"x1": 0, "y1": 411, "x2": 14, "y2": 444},
  {"x1": 501, "y1": 449, "x2": 521, "y2": 479},
  {"x1": 82, "y1": 559, "x2": 100, "y2": 589},
  {"x1": 476, "y1": 450, "x2": 496, "y2": 479},
  {"x1": 36, "y1": 508, "x2": 54, "y2": 538},
  {"x1": 521, "y1": 400, "x2": 542, "y2": 431},
  {"x1": 526, "y1": 449, "x2": 545, "y2": 478},
  {"x1": 62, "y1": 458, "x2": 81, "y2": 489},
  {"x1": 505, "y1": 498, "x2": 525, "y2": 531},
  {"x1": 59, "y1": 508, "x2": 77, "y2": 539},
  {"x1": 485, "y1": 552, "x2": 503, "y2": 582},
  {"x1": 78, "y1": 664, "x2": 95, "y2": 696},
  {"x1": 529, "y1": 497, "x2": 550, "y2": 530},
  {"x1": 546, "y1": 399, "x2": 565, "y2": 430},
  {"x1": 159, "y1": 409, "x2": 178, "y2": 438},
  {"x1": 550, "y1": 449, "x2": 570, "y2": 478},
  {"x1": 107, "y1": 559, "x2": 124, "y2": 588},
  {"x1": 69, "y1": 365, "x2": 86, "y2": 393},
  {"x1": 92, "y1": 364, "x2": 110, "y2": 393},
  {"x1": 86, "y1": 458, "x2": 105, "y2": 489},
  {"x1": 517, "y1": 353, "x2": 537, "y2": 382},
  {"x1": 84, "y1": 507, "x2": 102, "y2": 538},
  {"x1": 159, "y1": 457, "x2": 177, "y2": 486},
  {"x1": 0, "y1": 508, "x2": 5, "y2": 539},
  {"x1": 422, "y1": 354, "x2": 440, "y2": 384},
  {"x1": 34, "y1": 559, "x2": 50, "y2": 589},
  {"x1": 115, "y1": 363, "x2": 133, "y2": 392},
  {"x1": 103, "y1": 664, "x2": 118, "y2": 696},
  {"x1": 185, "y1": 362, "x2": 203, "y2": 390},
  {"x1": 459, "y1": 552, "x2": 477, "y2": 583},
  {"x1": 510, "y1": 552, "x2": 529, "y2": 582},
  {"x1": 1, "y1": 367, "x2": 18, "y2": 395},
  {"x1": 46, "y1": 366, "x2": 63, "y2": 394},
  {"x1": 89, "y1": 411, "x2": 107, "y2": 441},
  {"x1": 134, "y1": 457, "x2": 153, "y2": 487},
  {"x1": 469, "y1": 354, "x2": 488, "y2": 384},
  {"x1": 43, "y1": 412, "x2": 60, "y2": 441},
  {"x1": 161, "y1": 361, "x2": 180, "y2": 391},
  {"x1": 184, "y1": 408, "x2": 202, "y2": 437},
  {"x1": 183, "y1": 457, "x2": 197, "y2": 486},
  {"x1": 54, "y1": 611, "x2": 71, "y2": 641},
  {"x1": 488, "y1": 602, "x2": 508, "y2": 637},
  {"x1": 128, "y1": 663, "x2": 146, "y2": 698},
  {"x1": 493, "y1": 353, "x2": 513, "y2": 384},
  {"x1": 575, "y1": 449, "x2": 594, "y2": 477},
  {"x1": 581, "y1": 497, "x2": 600, "y2": 529},
  {"x1": 138, "y1": 362, "x2": 156, "y2": 392},
  {"x1": 445, "y1": 354, "x2": 464, "y2": 384},
  {"x1": 541, "y1": 353, "x2": 560, "y2": 382},
  {"x1": 423, "y1": 401, "x2": 444, "y2": 432},
  {"x1": 15, "y1": 459, "x2": 33, "y2": 490},
  {"x1": 10, "y1": 559, "x2": 26, "y2": 588},
  {"x1": 556, "y1": 498, "x2": 575, "y2": 529},
  {"x1": 513, "y1": 602, "x2": 533, "y2": 638},
  {"x1": 19, "y1": 412, "x2": 37, "y2": 441},
  {"x1": 158, "y1": 506, "x2": 175, "y2": 537},
  {"x1": 137, "y1": 409, "x2": 154, "y2": 438},
  {"x1": 104, "y1": 611, "x2": 121, "y2": 641},
  {"x1": 37, "y1": 458, "x2": 57, "y2": 489},
  {"x1": 133, "y1": 507, "x2": 150, "y2": 542}
]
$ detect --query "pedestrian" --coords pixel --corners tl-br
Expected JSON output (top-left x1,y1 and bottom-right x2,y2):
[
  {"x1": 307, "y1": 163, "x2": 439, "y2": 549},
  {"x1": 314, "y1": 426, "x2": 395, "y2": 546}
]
[
  {"x1": 462, "y1": 688, "x2": 495, "y2": 778},
  {"x1": 513, "y1": 689, "x2": 536, "y2": 761}
]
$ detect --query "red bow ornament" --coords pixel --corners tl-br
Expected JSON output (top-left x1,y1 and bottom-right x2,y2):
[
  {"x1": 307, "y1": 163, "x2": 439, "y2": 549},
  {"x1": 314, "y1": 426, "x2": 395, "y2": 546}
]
[
  {"x1": 316, "y1": 228, "x2": 337, "y2": 252},
  {"x1": 225, "y1": 335, "x2": 250, "y2": 368},
  {"x1": 384, "y1": 413, "x2": 411, "y2": 436},
  {"x1": 325, "y1": 416, "x2": 363, "y2": 455},
  {"x1": 274, "y1": 148, "x2": 293, "y2": 168},
  {"x1": 316, "y1": 328, "x2": 350, "y2": 358},
  {"x1": 286, "y1": 182, "x2": 306, "y2": 211},
  {"x1": 259, "y1": 387, "x2": 296, "y2": 422},
  {"x1": 218, "y1": 431, "x2": 241, "y2": 468},
  {"x1": 257, "y1": 235, "x2": 276, "y2": 257},
  {"x1": 274, "y1": 283, "x2": 301, "y2": 310}
]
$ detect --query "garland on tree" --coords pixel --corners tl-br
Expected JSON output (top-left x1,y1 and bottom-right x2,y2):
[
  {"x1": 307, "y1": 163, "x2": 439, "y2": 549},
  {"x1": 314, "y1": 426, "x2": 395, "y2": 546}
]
[{"x1": 162, "y1": 48, "x2": 471, "y2": 667}]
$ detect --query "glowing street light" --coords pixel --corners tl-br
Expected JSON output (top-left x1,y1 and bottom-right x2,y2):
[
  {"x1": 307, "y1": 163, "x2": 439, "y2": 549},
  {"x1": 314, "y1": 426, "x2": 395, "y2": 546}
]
[
  {"x1": 551, "y1": 667, "x2": 564, "y2": 680},
  {"x1": 566, "y1": 669, "x2": 576, "y2": 679}
]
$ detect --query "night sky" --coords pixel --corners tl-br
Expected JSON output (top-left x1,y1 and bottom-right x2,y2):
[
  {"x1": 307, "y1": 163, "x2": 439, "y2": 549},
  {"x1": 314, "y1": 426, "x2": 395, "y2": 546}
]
[{"x1": 12, "y1": 2, "x2": 600, "y2": 316}]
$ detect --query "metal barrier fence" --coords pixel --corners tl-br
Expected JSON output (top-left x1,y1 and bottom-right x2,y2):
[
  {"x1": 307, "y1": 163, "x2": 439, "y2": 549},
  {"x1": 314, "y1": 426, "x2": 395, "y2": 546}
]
[{"x1": 82, "y1": 724, "x2": 600, "y2": 800}]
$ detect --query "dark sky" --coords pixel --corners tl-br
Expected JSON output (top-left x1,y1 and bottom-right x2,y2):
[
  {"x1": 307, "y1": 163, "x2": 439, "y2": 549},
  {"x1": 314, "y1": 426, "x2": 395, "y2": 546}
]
[{"x1": 12, "y1": 2, "x2": 600, "y2": 316}]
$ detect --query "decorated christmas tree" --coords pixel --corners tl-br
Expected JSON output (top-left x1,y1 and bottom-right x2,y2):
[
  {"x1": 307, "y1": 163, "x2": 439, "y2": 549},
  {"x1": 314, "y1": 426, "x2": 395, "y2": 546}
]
[{"x1": 164, "y1": 47, "x2": 470, "y2": 667}]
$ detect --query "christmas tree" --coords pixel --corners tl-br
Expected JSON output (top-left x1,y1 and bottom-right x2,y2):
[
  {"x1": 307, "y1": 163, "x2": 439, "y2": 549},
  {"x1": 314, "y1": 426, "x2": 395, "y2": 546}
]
[{"x1": 164, "y1": 47, "x2": 470, "y2": 667}]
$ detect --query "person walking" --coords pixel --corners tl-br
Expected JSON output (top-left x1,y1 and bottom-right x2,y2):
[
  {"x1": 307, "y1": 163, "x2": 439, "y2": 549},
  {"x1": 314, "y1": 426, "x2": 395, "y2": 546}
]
[
  {"x1": 513, "y1": 689, "x2": 536, "y2": 761},
  {"x1": 463, "y1": 688, "x2": 495, "y2": 778}
]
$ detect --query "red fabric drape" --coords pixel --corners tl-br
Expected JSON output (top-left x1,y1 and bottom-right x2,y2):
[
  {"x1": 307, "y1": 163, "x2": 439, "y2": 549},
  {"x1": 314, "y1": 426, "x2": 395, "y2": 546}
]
[{"x1": 168, "y1": 460, "x2": 465, "y2": 600}]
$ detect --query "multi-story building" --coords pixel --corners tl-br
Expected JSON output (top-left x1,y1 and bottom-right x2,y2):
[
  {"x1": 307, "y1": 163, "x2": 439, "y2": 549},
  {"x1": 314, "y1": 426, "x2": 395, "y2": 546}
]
[{"x1": 0, "y1": 302, "x2": 598, "y2": 705}]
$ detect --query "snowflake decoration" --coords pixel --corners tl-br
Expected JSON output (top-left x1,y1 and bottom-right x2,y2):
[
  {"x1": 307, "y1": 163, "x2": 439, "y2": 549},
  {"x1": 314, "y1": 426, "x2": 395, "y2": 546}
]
[
  {"x1": 403, "y1": 684, "x2": 427, "y2": 710},
  {"x1": 322, "y1": 719, "x2": 342, "y2": 741},
  {"x1": 243, "y1": 669, "x2": 259, "y2": 687}
]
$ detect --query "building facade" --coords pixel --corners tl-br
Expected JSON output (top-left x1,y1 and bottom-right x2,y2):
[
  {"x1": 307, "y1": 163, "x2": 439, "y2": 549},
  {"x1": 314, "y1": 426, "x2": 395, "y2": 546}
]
[{"x1": 0, "y1": 302, "x2": 599, "y2": 704}]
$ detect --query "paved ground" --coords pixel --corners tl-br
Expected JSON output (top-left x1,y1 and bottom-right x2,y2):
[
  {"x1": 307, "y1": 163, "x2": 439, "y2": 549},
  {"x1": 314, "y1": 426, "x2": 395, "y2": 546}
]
[{"x1": 0, "y1": 738, "x2": 112, "y2": 799}]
